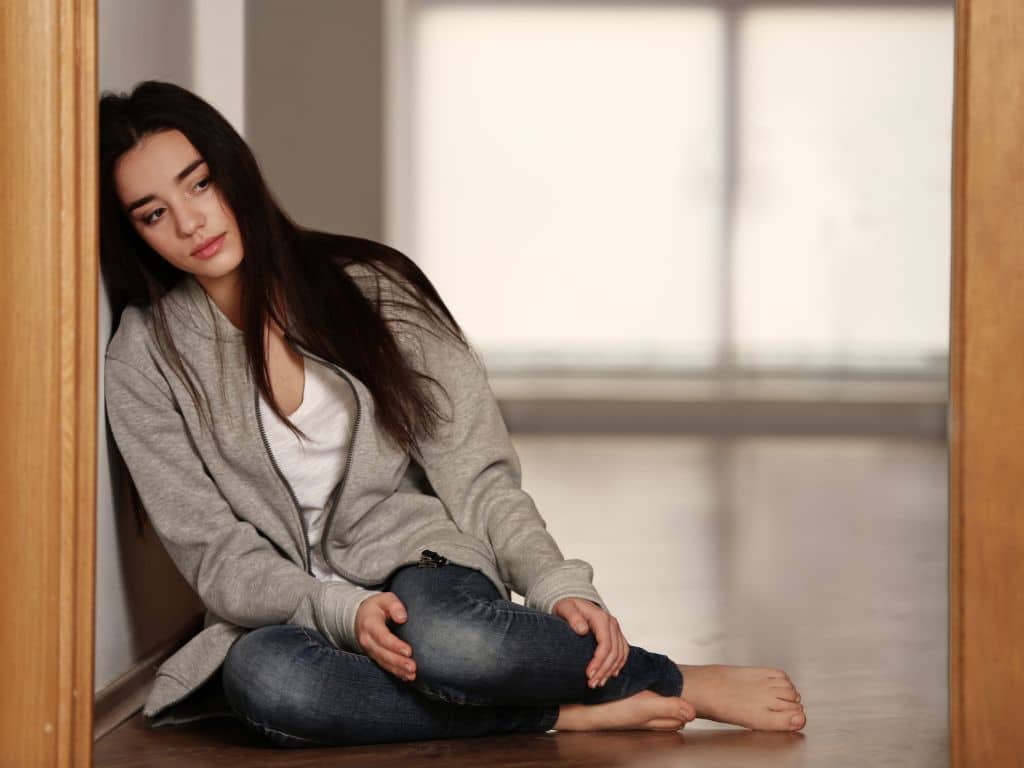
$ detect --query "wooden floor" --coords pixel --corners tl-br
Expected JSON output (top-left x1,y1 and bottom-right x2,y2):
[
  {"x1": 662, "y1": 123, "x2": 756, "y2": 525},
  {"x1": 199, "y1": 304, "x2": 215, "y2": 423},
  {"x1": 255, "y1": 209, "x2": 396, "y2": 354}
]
[{"x1": 95, "y1": 435, "x2": 948, "y2": 767}]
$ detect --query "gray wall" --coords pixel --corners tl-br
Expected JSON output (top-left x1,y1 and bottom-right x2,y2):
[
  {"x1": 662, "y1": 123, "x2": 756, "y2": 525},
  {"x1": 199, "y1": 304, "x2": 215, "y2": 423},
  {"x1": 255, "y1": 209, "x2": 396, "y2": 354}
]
[{"x1": 246, "y1": 0, "x2": 386, "y2": 239}]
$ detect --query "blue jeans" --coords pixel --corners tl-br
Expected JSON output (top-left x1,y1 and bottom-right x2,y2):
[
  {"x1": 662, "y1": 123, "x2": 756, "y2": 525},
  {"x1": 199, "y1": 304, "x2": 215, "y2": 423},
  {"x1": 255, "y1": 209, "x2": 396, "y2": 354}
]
[{"x1": 220, "y1": 561, "x2": 683, "y2": 748}]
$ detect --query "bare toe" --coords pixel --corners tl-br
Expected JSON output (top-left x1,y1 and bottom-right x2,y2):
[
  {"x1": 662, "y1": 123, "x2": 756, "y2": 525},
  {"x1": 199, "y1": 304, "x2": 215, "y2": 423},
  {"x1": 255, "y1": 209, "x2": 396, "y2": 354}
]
[
  {"x1": 647, "y1": 717, "x2": 686, "y2": 731},
  {"x1": 679, "y1": 664, "x2": 807, "y2": 731},
  {"x1": 769, "y1": 699, "x2": 804, "y2": 712},
  {"x1": 772, "y1": 683, "x2": 800, "y2": 702}
]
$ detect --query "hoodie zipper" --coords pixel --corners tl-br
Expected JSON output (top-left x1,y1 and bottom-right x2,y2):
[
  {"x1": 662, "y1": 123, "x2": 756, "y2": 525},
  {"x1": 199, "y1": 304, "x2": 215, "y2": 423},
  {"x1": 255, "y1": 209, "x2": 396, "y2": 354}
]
[
  {"x1": 254, "y1": 385, "x2": 313, "y2": 574},
  {"x1": 283, "y1": 339, "x2": 363, "y2": 577},
  {"x1": 260, "y1": 340, "x2": 452, "y2": 586}
]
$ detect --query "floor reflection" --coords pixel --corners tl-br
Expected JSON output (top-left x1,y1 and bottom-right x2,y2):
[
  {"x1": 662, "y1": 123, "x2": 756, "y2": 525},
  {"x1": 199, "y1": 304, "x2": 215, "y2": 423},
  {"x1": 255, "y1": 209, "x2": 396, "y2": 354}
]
[{"x1": 516, "y1": 434, "x2": 948, "y2": 766}]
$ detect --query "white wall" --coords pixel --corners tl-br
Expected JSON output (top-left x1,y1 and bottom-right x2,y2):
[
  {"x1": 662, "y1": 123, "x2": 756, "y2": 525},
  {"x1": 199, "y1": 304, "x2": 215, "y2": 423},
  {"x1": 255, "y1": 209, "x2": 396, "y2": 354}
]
[
  {"x1": 193, "y1": 1, "x2": 246, "y2": 136},
  {"x1": 96, "y1": 0, "x2": 246, "y2": 693}
]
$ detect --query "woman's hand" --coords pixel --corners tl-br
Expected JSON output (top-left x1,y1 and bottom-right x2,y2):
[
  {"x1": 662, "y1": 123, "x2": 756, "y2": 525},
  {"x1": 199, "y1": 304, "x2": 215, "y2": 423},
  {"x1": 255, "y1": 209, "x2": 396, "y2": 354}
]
[
  {"x1": 553, "y1": 597, "x2": 629, "y2": 689},
  {"x1": 355, "y1": 592, "x2": 418, "y2": 682}
]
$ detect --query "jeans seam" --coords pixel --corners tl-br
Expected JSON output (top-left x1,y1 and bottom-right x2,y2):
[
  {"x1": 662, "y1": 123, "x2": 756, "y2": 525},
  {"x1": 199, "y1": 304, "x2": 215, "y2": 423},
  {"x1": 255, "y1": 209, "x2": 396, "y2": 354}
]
[
  {"x1": 451, "y1": 578, "x2": 529, "y2": 618},
  {"x1": 462, "y1": 597, "x2": 529, "y2": 617},
  {"x1": 295, "y1": 626, "x2": 374, "y2": 665},
  {"x1": 238, "y1": 709, "x2": 333, "y2": 748},
  {"x1": 413, "y1": 679, "x2": 469, "y2": 706},
  {"x1": 413, "y1": 673, "x2": 507, "y2": 708}
]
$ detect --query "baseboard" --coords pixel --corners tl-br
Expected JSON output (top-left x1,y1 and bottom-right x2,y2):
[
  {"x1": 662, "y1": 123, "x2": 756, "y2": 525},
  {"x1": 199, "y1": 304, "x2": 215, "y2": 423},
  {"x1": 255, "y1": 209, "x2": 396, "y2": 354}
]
[
  {"x1": 499, "y1": 398, "x2": 947, "y2": 437},
  {"x1": 492, "y1": 374, "x2": 948, "y2": 437},
  {"x1": 93, "y1": 613, "x2": 204, "y2": 741}
]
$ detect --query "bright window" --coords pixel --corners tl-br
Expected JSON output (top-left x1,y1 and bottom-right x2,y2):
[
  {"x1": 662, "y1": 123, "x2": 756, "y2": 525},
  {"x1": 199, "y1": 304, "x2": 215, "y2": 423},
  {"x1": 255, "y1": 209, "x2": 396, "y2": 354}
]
[{"x1": 395, "y1": 1, "x2": 953, "y2": 373}]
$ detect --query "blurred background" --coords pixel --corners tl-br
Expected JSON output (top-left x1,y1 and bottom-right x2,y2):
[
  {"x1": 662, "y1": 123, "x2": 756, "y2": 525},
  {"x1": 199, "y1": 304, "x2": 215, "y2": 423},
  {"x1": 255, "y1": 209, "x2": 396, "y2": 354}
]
[{"x1": 96, "y1": 1, "x2": 951, "y2": 762}]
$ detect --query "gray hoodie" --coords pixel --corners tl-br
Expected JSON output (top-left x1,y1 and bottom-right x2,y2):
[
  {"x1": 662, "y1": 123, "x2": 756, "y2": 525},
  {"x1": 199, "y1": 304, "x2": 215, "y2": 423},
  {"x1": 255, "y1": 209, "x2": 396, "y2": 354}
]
[{"x1": 103, "y1": 262, "x2": 605, "y2": 726}]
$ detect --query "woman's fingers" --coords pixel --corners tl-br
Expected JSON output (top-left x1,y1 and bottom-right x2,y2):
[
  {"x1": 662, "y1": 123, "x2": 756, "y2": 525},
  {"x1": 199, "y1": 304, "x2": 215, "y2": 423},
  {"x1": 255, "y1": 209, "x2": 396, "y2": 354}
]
[
  {"x1": 383, "y1": 594, "x2": 408, "y2": 625},
  {"x1": 587, "y1": 614, "x2": 614, "y2": 686},
  {"x1": 593, "y1": 615, "x2": 627, "y2": 686},
  {"x1": 356, "y1": 592, "x2": 411, "y2": 651},
  {"x1": 614, "y1": 626, "x2": 622, "y2": 679},
  {"x1": 378, "y1": 623, "x2": 414, "y2": 660},
  {"x1": 374, "y1": 594, "x2": 414, "y2": 659},
  {"x1": 611, "y1": 623, "x2": 627, "y2": 678},
  {"x1": 361, "y1": 601, "x2": 417, "y2": 680},
  {"x1": 366, "y1": 625, "x2": 417, "y2": 680},
  {"x1": 558, "y1": 602, "x2": 590, "y2": 635},
  {"x1": 604, "y1": 618, "x2": 623, "y2": 682},
  {"x1": 368, "y1": 640, "x2": 415, "y2": 680},
  {"x1": 556, "y1": 599, "x2": 632, "y2": 688},
  {"x1": 599, "y1": 617, "x2": 624, "y2": 684}
]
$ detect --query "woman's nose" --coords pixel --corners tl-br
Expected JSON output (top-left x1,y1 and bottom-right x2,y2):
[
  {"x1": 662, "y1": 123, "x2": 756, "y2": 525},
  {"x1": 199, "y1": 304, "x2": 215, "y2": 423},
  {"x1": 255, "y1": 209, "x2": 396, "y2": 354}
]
[{"x1": 176, "y1": 205, "x2": 206, "y2": 237}]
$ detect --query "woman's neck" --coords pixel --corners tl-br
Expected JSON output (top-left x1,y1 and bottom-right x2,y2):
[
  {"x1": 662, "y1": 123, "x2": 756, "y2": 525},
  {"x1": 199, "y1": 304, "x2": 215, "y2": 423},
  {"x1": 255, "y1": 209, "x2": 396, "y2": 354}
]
[{"x1": 196, "y1": 271, "x2": 244, "y2": 330}]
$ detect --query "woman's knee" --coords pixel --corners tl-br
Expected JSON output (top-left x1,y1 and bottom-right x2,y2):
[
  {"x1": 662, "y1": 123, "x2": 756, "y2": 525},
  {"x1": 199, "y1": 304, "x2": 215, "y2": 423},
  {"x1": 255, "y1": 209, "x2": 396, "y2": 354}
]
[
  {"x1": 222, "y1": 625, "x2": 299, "y2": 682},
  {"x1": 221, "y1": 624, "x2": 319, "y2": 722},
  {"x1": 386, "y1": 565, "x2": 513, "y2": 685},
  {"x1": 393, "y1": 600, "x2": 509, "y2": 690}
]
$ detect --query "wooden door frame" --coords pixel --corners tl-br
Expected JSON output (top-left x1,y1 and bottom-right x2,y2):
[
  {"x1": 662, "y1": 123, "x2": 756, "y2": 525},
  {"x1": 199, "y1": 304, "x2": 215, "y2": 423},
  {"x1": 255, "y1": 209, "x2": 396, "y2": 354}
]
[
  {"x1": 0, "y1": 0, "x2": 1019, "y2": 765},
  {"x1": 948, "y1": 0, "x2": 1024, "y2": 765},
  {"x1": 0, "y1": 0, "x2": 97, "y2": 766}
]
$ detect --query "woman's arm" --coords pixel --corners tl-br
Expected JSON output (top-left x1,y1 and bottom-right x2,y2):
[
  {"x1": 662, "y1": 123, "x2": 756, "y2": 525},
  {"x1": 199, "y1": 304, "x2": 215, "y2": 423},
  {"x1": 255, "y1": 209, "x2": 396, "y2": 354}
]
[
  {"x1": 376, "y1": 274, "x2": 607, "y2": 613},
  {"x1": 401, "y1": 311, "x2": 631, "y2": 687},
  {"x1": 104, "y1": 355, "x2": 376, "y2": 653},
  {"x1": 395, "y1": 320, "x2": 630, "y2": 687}
]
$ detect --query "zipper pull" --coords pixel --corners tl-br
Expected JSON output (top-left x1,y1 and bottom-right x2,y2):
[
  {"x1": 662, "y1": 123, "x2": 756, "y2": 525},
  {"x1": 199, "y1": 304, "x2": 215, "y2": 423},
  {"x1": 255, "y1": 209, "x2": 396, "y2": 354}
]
[{"x1": 417, "y1": 549, "x2": 448, "y2": 568}]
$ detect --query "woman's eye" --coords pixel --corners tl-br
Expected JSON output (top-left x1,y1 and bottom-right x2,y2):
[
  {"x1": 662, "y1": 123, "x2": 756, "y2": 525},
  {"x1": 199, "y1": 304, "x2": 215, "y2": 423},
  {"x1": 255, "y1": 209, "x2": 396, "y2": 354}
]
[{"x1": 139, "y1": 177, "x2": 209, "y2": 226}]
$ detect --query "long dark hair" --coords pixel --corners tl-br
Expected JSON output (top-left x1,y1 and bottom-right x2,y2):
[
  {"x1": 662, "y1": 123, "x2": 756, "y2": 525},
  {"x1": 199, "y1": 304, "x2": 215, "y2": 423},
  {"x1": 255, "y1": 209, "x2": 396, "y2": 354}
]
[{"x1": 99, "y1": 80, "x2": 470, "y2": 460}]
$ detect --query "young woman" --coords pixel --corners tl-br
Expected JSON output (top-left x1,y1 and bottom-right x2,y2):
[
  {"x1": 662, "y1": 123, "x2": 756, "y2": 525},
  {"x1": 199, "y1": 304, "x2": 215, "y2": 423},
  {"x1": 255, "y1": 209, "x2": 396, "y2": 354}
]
[{"x1": 100, "y1": 81, "x2": 806, "y2": 749}]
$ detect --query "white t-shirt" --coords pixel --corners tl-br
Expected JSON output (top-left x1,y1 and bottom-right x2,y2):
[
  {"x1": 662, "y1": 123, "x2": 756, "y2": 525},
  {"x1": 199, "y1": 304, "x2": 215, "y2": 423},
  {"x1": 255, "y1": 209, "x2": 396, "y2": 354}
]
[{"x1": 257, "y1": 355, "x2": 357, "y2": 582}]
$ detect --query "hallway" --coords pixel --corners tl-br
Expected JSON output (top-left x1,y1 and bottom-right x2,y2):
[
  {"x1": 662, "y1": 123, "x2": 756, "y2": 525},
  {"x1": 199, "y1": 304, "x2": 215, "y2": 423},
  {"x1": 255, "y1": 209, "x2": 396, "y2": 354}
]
[{"x1": 95, "y1": 434, "x2": 948, "y2": 767}]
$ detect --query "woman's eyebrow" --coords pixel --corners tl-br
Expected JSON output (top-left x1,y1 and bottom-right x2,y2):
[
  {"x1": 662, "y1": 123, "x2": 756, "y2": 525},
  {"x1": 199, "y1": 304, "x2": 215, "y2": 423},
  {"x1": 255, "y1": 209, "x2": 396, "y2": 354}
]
[{"x1": 125, "y1": 158, "x2": 206, "y2": 213}]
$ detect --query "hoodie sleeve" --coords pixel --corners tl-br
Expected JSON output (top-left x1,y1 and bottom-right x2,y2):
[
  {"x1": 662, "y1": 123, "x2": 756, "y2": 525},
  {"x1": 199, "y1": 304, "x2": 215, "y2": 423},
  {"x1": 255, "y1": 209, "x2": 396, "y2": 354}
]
[
  {"x1": 104, "y1": 353, "x2": 377, "y2": 652},
  {"x1": 381, "y1": 282, "x2": 608, "y2": 615}
]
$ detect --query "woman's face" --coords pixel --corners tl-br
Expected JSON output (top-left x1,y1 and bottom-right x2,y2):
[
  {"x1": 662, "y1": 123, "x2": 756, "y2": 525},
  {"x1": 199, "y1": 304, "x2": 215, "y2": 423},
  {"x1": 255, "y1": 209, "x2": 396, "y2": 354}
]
[{"x1": 114, "y1": 128, "x2": 244, "y2": 295}]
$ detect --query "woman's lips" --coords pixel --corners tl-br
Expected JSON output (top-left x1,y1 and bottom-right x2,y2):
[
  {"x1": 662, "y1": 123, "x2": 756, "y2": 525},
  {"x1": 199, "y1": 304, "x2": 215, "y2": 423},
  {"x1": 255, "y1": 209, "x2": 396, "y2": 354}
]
[{"x1": 192, "y1": 233, "x2": 226, "y2": 260}]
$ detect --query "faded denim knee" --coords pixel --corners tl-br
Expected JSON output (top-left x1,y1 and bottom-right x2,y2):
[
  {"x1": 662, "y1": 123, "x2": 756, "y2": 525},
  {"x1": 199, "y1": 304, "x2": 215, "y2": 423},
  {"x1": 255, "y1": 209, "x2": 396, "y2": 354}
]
[
  {"x1": 221, "y1": 625, "x2": 328, "y2": 744},
  {"x1": 397, "y1": 602, "x2": 512, "y2": 704},
  {"x1": 388, "y1": 564, "x2": 513, "y2": 705}
]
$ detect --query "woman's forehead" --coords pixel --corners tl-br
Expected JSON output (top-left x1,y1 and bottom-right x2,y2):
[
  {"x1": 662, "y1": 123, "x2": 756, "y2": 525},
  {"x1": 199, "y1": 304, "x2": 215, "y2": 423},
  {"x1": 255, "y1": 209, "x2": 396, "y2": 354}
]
[{"x1": 114, "y1": 129, "x2": 203, "y2": 202}]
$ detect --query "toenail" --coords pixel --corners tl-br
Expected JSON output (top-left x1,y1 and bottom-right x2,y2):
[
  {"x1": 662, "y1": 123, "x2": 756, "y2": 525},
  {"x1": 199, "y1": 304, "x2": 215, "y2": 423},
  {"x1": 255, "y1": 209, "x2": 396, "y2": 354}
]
[{"x1": 790, "y1": 715, "x2": 803, "y2": 727}]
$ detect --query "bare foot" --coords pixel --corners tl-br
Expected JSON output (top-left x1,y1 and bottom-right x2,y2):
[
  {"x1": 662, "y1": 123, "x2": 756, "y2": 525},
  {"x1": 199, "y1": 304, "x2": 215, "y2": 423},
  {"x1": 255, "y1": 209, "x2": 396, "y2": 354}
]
[
  {"x1": 553, "y1": 690, "x2": 697, "y2": 733},
  {"x1": 677, "y1": 664, "x2": 807, "y2": 731}
]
